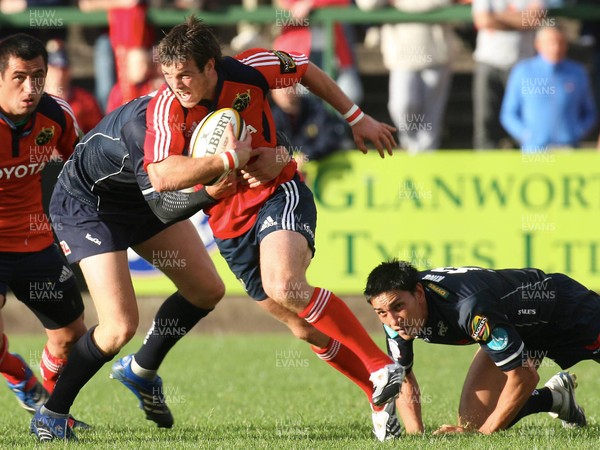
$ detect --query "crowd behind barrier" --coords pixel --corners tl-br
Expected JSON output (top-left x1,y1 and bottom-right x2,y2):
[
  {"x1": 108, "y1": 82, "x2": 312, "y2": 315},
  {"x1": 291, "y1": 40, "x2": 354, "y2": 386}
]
[{"x1": 3, "y1": 3, "x2": 600, "y2": 152}]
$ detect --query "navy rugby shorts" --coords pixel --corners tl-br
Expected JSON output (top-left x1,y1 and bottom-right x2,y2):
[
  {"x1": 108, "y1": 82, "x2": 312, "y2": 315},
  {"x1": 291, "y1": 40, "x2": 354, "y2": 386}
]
[
  {"x1": 215, "y1": 174, "x2": 317, "y2": 301},
  {"x1": 0, "y1": 244, "x2": 84, "y2": 329},
  {"x1": 527, "y1": 273, "x2": 600, "y2": 369},
  {"x1": 50, "y1": 183, "x2": 171, "y2": 264}
]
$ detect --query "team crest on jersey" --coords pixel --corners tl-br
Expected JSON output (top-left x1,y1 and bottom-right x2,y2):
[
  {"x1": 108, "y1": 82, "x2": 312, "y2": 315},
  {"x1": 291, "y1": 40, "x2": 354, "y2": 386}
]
[
  {"x1": 273, "y1": 50, "x2": 297, "y2": 74},
  {"x1": 471, "y1": 315, "x2": 490, "y2": 341},
  {"x1": 35, "y1": 126, "x2": 55, "y2": 145},
  {"x1": 232, "y1": 89, "x2": 251, "y2": 112}
]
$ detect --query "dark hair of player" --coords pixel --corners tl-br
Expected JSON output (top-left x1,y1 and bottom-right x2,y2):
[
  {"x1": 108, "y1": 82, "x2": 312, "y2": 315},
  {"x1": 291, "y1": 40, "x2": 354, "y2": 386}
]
[
  {"x1": 0, "y1": 34, "x2": 48, "y2": 75},
  {"x1": 157, "y1": 16, "x2": 222, "y2": 72},
  {"x1": 364, "y1": 259, "x2": 420, "y2": 303}
]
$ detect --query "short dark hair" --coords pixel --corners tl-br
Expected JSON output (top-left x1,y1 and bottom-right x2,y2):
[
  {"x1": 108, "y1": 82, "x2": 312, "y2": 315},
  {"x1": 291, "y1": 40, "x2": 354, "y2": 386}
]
[
  {"x1": 157, "y1": 16, "x2": 222, "y2": 71},
  {"x1": 0, "y1": 34, "x2": 47, "y2": 75},
  {"x1": 364, "y1": 259, "x2": 420, "y2": 303}
]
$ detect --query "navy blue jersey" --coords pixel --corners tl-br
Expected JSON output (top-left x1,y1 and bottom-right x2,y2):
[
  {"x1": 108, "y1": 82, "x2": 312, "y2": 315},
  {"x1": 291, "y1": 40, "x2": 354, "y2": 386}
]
[
  {"x1": 384, "y1": 267, "x2": 600, "y2": 372},
  {"x1": 56, "y1": 94, "x2": 155, "y2": 215}
]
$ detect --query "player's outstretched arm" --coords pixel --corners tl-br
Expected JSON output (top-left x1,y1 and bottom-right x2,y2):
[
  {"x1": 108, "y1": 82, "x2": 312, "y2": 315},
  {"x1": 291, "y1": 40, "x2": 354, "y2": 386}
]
[
  {"x1": 300, "y1": 62, "x2": 396, "y2": 158},
  {"x1": 397, "y1": 370, "x2": 425, "y2": 434}
]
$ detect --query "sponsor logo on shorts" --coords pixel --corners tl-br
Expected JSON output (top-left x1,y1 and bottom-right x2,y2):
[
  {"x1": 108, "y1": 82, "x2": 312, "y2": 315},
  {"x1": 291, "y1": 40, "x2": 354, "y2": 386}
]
[
  {"x1": 85, "y1": 233, "x2": 102, "y2": 245},
  {"x1": 301, "y1": 223, "x2": 314, "y2": 240},
  {"x1": 59, "y1": 240, "x2": 71, "y2": 256},
  {"x1": 471, "y1": 315, "x2": 490, "y2": 341},
  {"x1": 487, "y1": 327, "x2": 509, "y2": 351},
  {"x1": 58, "y1": 265, "x2": 73, "y2": 283},
  {"x1": 437, "y1": 321, "x2": 448, "y2": 336},
  {"x1": 259, "y1": 215, "x2": 277, "y2": 233}
]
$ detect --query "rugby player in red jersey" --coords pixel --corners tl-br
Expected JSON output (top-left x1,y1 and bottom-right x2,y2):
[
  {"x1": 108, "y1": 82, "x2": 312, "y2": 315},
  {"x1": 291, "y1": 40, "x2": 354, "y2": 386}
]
[
  {"x1": 139, "y1": 16, "x2": 402, "y2": 435},
  {"x1": 0, "y1": 34, "x2": 87, "y2": 415}
]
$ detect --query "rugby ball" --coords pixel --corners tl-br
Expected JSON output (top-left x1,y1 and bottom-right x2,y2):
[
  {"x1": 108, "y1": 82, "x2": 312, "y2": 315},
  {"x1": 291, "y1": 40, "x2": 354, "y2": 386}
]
[{"x1": 189, "y1": 108, "x2": 247, "y2": 185}]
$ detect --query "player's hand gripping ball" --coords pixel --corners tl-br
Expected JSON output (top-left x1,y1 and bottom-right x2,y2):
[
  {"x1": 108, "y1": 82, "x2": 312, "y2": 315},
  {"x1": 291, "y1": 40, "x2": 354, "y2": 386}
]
[{"x1": 189, "y1": 108, "x2": 247, "y2": 185}]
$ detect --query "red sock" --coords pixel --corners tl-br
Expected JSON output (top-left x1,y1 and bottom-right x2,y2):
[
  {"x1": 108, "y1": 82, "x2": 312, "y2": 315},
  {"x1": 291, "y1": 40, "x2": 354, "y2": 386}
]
[
  {"x1": 0, "y1": 334, "x2": 36, "y2": 388},
  {"x1": 40, "y1": 346, "x2": 67, "y2": 394},
  {"x1": 300, "y1": 288, "x2": 392, "y2": 373},
  {"x1": 312, "y1": 339, "x2": 373, "y2": 400}
]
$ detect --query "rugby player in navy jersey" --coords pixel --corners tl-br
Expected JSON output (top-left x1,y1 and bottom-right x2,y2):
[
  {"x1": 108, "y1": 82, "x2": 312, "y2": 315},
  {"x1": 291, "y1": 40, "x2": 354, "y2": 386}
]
[
  {"x1": 27, "y1": 96, "x2": 254, "y2": 441},
  {"x1": 366, "y1": 260, "x2": 594, "y2": 435}
]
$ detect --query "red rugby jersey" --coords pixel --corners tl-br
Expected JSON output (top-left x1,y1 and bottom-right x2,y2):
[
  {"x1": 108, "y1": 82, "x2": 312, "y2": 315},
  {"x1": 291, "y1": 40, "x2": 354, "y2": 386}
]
[
  {"x1": 144, "y1": 49, "x2": 309, "y2": 239},
  {"x1": 0, "y1": 94, "x2": 80, "y2": 252}
]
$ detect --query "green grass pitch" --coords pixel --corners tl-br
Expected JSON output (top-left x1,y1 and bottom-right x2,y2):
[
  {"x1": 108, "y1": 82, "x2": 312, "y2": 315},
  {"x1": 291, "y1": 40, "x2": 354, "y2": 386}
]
[{"x1": 0, "y1": 334, "x2": 599, "y2": 449}]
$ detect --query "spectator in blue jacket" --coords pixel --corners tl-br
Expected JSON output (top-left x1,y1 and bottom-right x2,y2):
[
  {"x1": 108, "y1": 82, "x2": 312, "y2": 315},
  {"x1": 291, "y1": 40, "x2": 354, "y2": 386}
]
[{"x1": 500, "y1": 26, "x2": 597, "y2": 152}]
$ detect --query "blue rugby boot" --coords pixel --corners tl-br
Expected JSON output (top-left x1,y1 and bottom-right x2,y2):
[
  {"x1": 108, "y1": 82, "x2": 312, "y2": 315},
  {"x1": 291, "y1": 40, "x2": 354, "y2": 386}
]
[
  {"x1": 110, "y1": 354, "x2": 174, "y2": 428},
  {"x1": 6, "y1": 354, "x2": 49, "y2": 413},
  {"x1": 30, "y1": 407, "x2": 77, "y2": 442}
]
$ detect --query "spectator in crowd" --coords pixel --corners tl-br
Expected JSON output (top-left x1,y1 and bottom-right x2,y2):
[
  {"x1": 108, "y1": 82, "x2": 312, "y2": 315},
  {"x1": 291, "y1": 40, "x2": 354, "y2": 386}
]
[
  {"x1": 106, "y1": 47, "x2": 161, "y2": 112},
  {"x1": 273, "y1": 0, "x2": 364, "y2": 105},
  {"x1": 44, "y1": 40, "x2": 104, "y2": 134},
  {"x1": 230, "y1": 0, "x2": 272, "y2": 52},
  {"x1": 500, "y1": 26, "x2": 597, "y2": 151},
  {"x1": 0, "y1": 0, "x2": 69, "y2": 42},
  {"x1": 79, "y1": 0, "x2": 155, "y2": 112},
  {"x1": 472, "y1": 0, "x2": 545, "y2": 149},
  {"x1": 357, "y1": 0, "x2": 454, "y2": 153},
  {"x1": 270, "y1": 85, "x2": 353, "y2": 170},
  {"x1": 578, "y1": 0, "x2": 600, "y2": 125}
]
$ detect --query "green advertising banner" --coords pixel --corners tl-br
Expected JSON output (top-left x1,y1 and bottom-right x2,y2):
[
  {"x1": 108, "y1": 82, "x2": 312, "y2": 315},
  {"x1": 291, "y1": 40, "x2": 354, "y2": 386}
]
[{"x1": 131, "y1": 151, "x2": 600, "y2": 295}]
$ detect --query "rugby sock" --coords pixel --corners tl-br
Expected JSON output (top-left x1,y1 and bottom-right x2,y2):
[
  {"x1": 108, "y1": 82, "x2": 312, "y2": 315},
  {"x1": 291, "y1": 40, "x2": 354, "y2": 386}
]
[
  {"x1": 45, "y1": 326, "x2": 115, "y2": 415},
  {"x1": 299, "y1": 288, "x2": 392, "y2": 373},
  {"x1": 507, "y1": 387, "x2": 553, "y2": 428},
  {"x1": 312, "y1": 339, "x2": 373, "y2": 401},
  {"x1": 133, "y1": 292, "x2": 213, "y2": 375},
  {"x1": 0, "y1": 334, "x2": 36, "y2": 389},
  {"x1": 40, "y1": 345, "x2": 67, "y2": 393}
]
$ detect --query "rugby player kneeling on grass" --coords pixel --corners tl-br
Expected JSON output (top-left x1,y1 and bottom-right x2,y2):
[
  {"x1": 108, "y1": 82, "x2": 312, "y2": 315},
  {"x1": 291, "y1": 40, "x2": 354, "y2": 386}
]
[{"x1": 366, "y1": 260, "x2": 594, "y2": 435}]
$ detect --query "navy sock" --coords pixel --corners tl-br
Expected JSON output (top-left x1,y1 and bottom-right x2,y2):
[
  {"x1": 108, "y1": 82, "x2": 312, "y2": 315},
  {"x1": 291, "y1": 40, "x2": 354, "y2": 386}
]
[
  {"x1": 507, "y1": 387, "x2": 553, "y2": 428},
  {"x1": 134, "y1": 292, "x2": 213, "y2": 370},
  {"x1": 45, "y1": 326, "x2": 115, "y2": 415}
]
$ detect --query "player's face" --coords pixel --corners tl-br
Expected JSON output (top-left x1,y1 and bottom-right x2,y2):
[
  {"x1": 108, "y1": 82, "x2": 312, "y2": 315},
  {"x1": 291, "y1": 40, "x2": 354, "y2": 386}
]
[
  {"x1": 0, "y1": 55, "x2": 46, "y2": 121},
  {"x1": 162, "y1": 58, "x2": 217, "y2": 108},
  {"x1": 371, "y1": 284, "x2": 428, "y2": 340}
]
